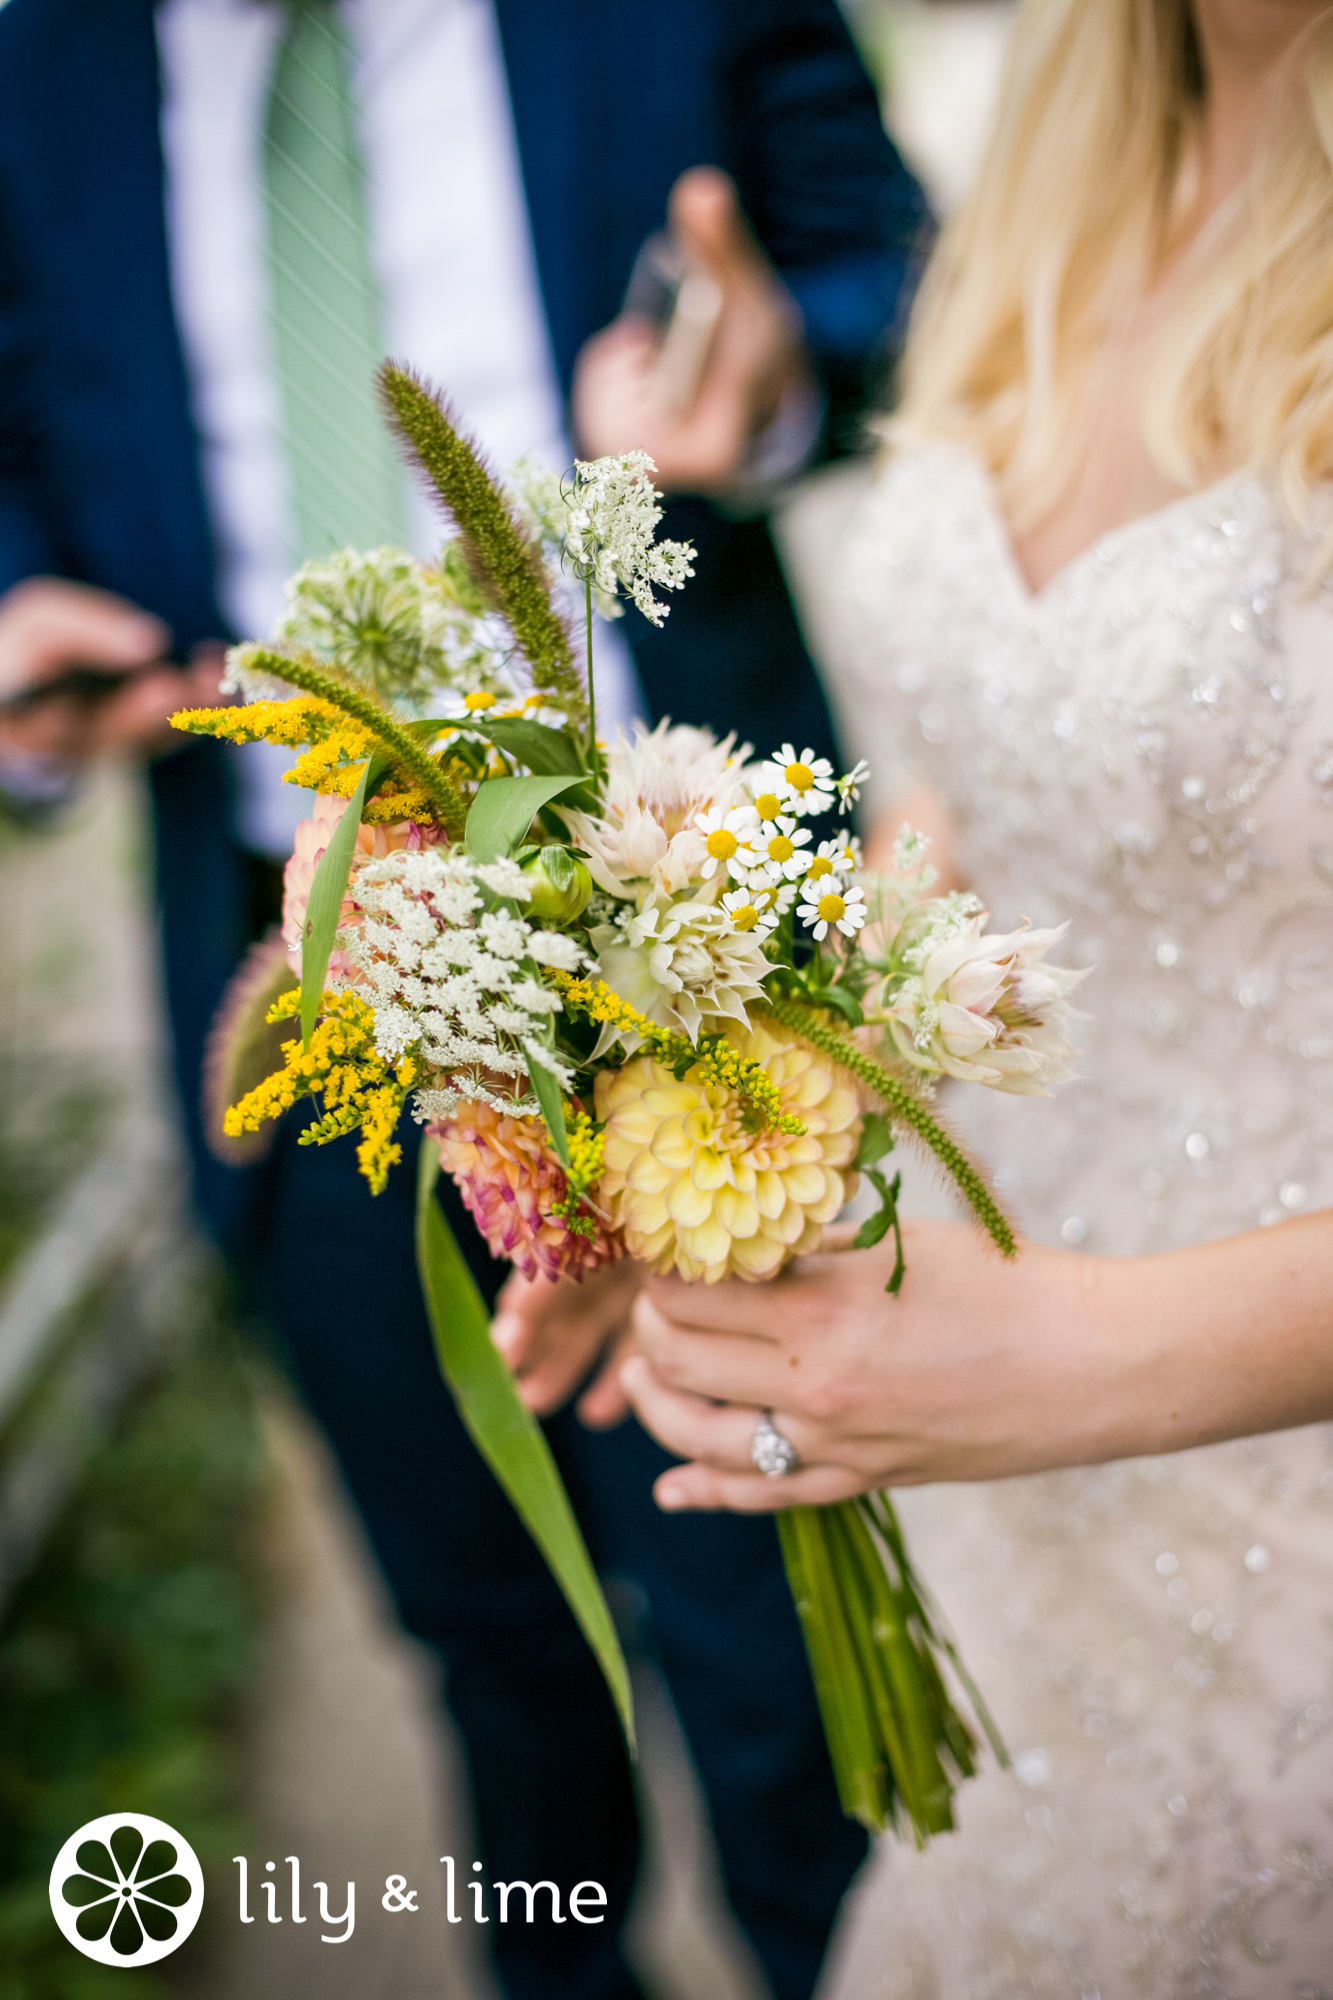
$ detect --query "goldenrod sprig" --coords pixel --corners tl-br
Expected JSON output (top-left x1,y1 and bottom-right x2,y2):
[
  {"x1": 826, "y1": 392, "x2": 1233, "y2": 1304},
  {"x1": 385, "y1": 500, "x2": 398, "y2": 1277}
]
[
  {"x1": 223, "y1": 989, "x2": 417, "y2": 1195},
  {"x1": 551, "y1": 973, "x2": 804, "y2": 1138},
  {"x1": 768, "y1": 998, "x2": 1017, "y2": 1257},
  {"x1": 216, "y1": 646, "x2": 469, "y2": 838}
]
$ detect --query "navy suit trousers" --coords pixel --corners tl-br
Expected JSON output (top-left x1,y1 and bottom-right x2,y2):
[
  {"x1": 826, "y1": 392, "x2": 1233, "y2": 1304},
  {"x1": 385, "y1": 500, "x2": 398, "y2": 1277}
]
[{"x1": 244, "y1": 1118, "x2": 867, "y2": 2000}]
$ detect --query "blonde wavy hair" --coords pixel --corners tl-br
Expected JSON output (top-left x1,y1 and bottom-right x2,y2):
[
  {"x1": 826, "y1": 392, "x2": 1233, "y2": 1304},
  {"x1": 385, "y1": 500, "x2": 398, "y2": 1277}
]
[{"x1": 894, "y1": 0, "x2": 1333, "y2": 543}]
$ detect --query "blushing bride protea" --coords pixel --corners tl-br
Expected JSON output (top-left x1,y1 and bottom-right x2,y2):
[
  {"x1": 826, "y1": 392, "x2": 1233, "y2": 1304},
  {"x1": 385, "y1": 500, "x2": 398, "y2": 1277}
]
[
  {"x1": 562, "y1": 720, "x2": 751, "y2": 896},
  {"x1": 877, "y1": 914, "x2": 1087, "y2": 1095},
  {"x1": 594, "y1": 1025, "x2": 859, "y2": 1282},
  {"x1": 433, "y1": 1100, "x2": 620, "y2": 1283}
]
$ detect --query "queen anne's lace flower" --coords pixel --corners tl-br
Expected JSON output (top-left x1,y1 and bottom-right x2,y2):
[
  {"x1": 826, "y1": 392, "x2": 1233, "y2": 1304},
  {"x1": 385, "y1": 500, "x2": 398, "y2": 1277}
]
[
  {"x1": 561, "y1": 453, "x2": 695, "y2": 626},
  {"x1": 282, "y1": 795, "x2": 448, "y2": 971},
  {"x1": 341, "y1": 848, "x2": 583, "y2": 1118},
  {"x1": 595, "y1": 1025, "x2": 859, "y2": 1282},
  {"x1": 876, "y1": 914, "x2": 1086, "y2": 1095}
]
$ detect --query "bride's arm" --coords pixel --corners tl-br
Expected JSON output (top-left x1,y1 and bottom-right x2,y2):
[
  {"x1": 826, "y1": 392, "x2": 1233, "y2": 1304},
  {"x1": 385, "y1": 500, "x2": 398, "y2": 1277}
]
[{"x1": 620, "y1": 1170, "x2": 1333, "y2": 1515}]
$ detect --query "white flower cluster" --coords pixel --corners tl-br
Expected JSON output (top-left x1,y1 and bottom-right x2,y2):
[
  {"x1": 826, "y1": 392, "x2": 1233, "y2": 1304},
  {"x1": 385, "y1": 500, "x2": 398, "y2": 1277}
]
[
  {"x1": 561, "y1": 453, "x2": 696, "y2": 626},
  {"x1": 339, "y1": 849, "x2": 588, "y2": 1119},
  {"x1": 689, "y1": 745, "x2": 871, "y2": 942}
]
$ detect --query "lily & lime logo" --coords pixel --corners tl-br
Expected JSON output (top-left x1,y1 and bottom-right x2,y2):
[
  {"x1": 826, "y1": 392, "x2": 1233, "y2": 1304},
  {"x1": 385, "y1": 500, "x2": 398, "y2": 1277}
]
[{"x1": 49, "y1": 1814, "x2": 205, "y2": 1966}]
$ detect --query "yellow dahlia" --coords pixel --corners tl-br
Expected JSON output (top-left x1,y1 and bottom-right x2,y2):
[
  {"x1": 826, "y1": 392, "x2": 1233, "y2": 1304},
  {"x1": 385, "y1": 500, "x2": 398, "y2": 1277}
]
[{"x1": 594, "y1": 1025, "x2": 860, "y2": 1283}]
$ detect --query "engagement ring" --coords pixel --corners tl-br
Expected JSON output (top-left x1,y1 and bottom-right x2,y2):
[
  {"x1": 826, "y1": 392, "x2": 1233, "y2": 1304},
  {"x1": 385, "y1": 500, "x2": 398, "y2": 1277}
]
[{"x1": 751, "y1": 1410, "x2": 799, "y2": 1478}]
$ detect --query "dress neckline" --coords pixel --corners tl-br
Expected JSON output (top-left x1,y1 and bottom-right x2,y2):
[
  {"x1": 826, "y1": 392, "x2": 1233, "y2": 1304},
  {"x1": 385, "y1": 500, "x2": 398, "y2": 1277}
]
[{"x1": 959, "y1": 452, "x2": 1256, "y2": 612}]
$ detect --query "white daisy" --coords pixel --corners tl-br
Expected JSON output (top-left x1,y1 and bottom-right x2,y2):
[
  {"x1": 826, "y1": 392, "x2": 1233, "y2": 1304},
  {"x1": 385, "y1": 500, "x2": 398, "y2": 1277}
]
[
  {"x1": 750, "y1": 813, "x2": 812, "y2": 880},
  {"x1": 721, "y1": 886, "x2": 780, "y2": 937},
  {"x1": 797, "y1": 882, "x2": 868, "y2": 942},
  {"x1": 804, "y1": 835, "x2": 859, "y2": 887},
  {"x1": 694, "y1": 803, "x2": 760, "y2": 882},
  {"x1": 773, "y1": 742, "x2": 837, "y2": 817},
  {"x1": 835, "y1": 758, "x2": 871, "y2": 815}
]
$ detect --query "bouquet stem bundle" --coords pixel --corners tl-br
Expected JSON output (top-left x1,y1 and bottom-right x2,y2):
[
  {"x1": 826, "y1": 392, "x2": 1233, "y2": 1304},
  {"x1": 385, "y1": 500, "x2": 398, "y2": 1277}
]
[{"x1": 781, "y1": 1496, "x2": 1004, "y2": 1839}]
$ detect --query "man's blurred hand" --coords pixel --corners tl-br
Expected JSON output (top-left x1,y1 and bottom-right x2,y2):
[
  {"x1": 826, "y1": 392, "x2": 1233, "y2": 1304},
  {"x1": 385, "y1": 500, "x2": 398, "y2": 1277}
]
[
  {"x1": 491, "y1": 1257, "x2": 645, "y2": 1426},
  {"x1": 0, "y1": 576, "x2": 225, "y2": 763},
  {"x1": 572, "y1": 167, "x2": 812, "y2": 494}
]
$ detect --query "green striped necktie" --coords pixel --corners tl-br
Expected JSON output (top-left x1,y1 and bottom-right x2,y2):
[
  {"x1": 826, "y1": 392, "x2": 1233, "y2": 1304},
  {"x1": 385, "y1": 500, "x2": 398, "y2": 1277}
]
[{"x1": 264, "y1": 0, "x2": 408, "y2": 564}]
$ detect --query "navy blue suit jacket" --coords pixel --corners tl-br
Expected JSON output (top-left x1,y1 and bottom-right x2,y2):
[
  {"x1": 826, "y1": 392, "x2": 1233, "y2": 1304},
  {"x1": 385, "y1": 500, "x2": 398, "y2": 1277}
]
[{"x1": 0, "y1": 0, "x2": 926, "y2": 1228}]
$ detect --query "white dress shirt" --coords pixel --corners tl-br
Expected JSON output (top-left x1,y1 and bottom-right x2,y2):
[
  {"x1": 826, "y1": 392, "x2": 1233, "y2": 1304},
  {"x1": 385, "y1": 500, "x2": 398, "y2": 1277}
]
[{"x1": 157, "y1": 0, "x2": 641, "y2": 857}]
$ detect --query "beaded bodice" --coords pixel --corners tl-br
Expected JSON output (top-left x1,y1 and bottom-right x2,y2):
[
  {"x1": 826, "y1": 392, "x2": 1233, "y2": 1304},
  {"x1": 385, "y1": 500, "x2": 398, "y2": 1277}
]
[
  {"x1": 838, "y1": 443, "x2": 1333, "y2": 1256},
  {"x1": 822, "y1": 446, "x2": 1333, "y2": 1999}
]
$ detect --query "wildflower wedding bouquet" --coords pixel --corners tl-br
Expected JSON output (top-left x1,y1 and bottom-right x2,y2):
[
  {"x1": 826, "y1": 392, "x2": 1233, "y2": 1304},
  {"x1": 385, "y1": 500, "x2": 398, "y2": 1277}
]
[{"x1": 175, "y1": 367, "x2": 1082, "y2": 1843}]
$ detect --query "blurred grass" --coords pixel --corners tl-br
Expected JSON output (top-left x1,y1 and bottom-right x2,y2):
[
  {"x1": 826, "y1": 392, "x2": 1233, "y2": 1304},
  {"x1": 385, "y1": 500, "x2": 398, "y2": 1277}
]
[{"x1": 0, "y1": 1329, "x2": 267, "y2": 2000}]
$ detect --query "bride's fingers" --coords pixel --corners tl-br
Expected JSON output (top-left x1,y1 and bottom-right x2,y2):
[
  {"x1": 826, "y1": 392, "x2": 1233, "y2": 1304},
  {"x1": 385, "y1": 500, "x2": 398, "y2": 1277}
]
[
  {"x1": 619, "y1": 1357, "x2": 813, "y2": 1471},
  {"x1": 652, "y1": 1459, "x2": 866, "y2": 1514},
  {"x1": 633, "y1": 1297, "x2": 796, "y2": 1407}
]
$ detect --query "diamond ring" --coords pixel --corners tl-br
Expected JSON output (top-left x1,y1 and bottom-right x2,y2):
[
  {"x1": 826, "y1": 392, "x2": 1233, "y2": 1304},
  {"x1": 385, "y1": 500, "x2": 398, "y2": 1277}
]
[{"x1": 751, "y1": 1410, "x2": 799, "y2": 1478}]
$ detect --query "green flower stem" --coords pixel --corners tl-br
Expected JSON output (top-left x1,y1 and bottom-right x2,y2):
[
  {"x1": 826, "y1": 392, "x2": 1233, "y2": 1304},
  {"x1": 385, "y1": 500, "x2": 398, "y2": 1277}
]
[
  {"x1": 778, "y1": 1508, "x2": 891, "y2": 1829},
  {"x1": 235, "y1": 645, "x2": 469, "y2": 839},
  {"x1": 768, "y1": 998, "x2": 1017, "y2": 1258},
  {"x1": 584, "y1": 571, "x2": 597, "y2": 767}
]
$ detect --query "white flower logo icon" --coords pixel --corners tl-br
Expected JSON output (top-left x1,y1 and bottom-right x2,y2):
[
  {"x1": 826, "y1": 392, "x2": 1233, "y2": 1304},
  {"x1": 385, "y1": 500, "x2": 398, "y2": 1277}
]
[{"x1": 49, "y1": 1813, "x2": 204, "y2": 1966}]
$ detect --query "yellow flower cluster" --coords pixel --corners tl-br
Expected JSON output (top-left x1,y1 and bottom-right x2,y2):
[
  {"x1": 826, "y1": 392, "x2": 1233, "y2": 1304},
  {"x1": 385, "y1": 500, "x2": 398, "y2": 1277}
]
[
  {"x1": 549, "y1": 974, "x2": 803, "y2": 1138},
  {"x1": 223, "y1": 989, "x2": 417, "y2": 1195},
  {"x1": 172, "y1": 696, "x2": 345, "y2": 749},
  {"x1": 595, "y1": 1023, "x2": 860, "y2": 1283},
  {"x1": 552, "y1": 1107, "x2": 607, "y2": 1238}
]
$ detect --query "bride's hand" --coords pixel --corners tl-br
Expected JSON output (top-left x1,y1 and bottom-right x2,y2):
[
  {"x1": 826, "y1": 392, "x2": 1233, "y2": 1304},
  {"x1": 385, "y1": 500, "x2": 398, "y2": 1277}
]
[{"x1": 620, "y1": 1211, "x2": 1333, "y2": 1512}]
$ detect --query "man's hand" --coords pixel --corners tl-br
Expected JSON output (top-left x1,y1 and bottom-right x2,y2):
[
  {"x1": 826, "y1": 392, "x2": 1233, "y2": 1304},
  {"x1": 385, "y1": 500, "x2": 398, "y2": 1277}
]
[
  {"x1": 572, "y1": 167, "x2": 812, "y2": 494},
  {"x1": 491, "y1": 1257, "x2": 645, "y2": 1425},
  {"x1": 0, "y1": 576, "x2": 225, "y2": 763}
]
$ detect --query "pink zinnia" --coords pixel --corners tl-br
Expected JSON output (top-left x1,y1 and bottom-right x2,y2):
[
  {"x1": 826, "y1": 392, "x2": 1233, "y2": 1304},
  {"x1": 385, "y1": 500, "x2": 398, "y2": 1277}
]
[{"x1": 434, "y1": 1101, "x2": 620, "y2": 1283}]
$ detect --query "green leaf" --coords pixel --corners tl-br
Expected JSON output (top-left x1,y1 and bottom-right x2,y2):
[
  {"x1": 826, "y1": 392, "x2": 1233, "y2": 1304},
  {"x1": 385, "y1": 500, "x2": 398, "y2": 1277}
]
[
  {"x1": 465, "y1": 774, "x2": 585, "y2": 863},
  {"x1": 299, "y1": 753, "x2": 386, "y2": 1045},
  {"x1": 854, "y1": 1113, "x2": 896, "y2": 1172},
  {"x1": 819, "y1": 985, "x2": 865, "y2": 1029},
  {"x1": 852, "y1": 1206, "x2": 894, "y2": 1251},
  {"x1": 414, "y1": 1148, "x2": 634, "y2": 1746},
  {"x1": 853, "y1": 1165, "x2": 907, "y2": 1293},
  {"x1": 467, "y1": 717, "x2": 585, "y2": 776},
  {"x1": 525, "y1": 1050, "x2": 571, "y2": 1167}
]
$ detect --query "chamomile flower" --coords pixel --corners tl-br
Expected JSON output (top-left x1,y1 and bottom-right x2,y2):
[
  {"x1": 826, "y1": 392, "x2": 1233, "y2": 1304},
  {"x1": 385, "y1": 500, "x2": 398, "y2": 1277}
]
[
  {"x1": 750, "y1": 814, "x2": 812, "y2": 881},
  {"x1": 773, "y1": 743, "x2": 837, "y2": 816},
  {"x1": 798, "y1": 882, "x2": 868, "y2": 942},
  {"x1": 804, "y1": 835, "x2": 860, "y2": 887},
  {"x1": 835, "y1": 758, "x2": 871, "y2": 815},
  {"x1": 755, "y1": 878, "x2": 799, "y2": 917},
  {"x1": 721, "y1": 886, "x2": 780, "y2": 936},
  {"x1": 694, "y1": 804, "x2": 759, "y2": 883}
]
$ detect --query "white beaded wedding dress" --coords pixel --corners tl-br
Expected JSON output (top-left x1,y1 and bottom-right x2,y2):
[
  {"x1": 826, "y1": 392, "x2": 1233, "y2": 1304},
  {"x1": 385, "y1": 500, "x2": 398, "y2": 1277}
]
[{"x1": 828, "y1": 443, "x2": 1333, "y2": 1997}]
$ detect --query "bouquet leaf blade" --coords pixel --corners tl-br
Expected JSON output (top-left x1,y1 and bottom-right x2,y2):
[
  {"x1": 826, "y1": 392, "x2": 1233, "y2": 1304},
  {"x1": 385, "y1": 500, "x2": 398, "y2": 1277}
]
[
  {"x1": 298, "y1": 751, "x2": 384, "y2": 1045},
  {"x1": 464, "y1": 773, "x2": 586, "y2": 865},
  {"x1": 414, "y1": 1147, "x2": 634, "y2": 1747}
]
